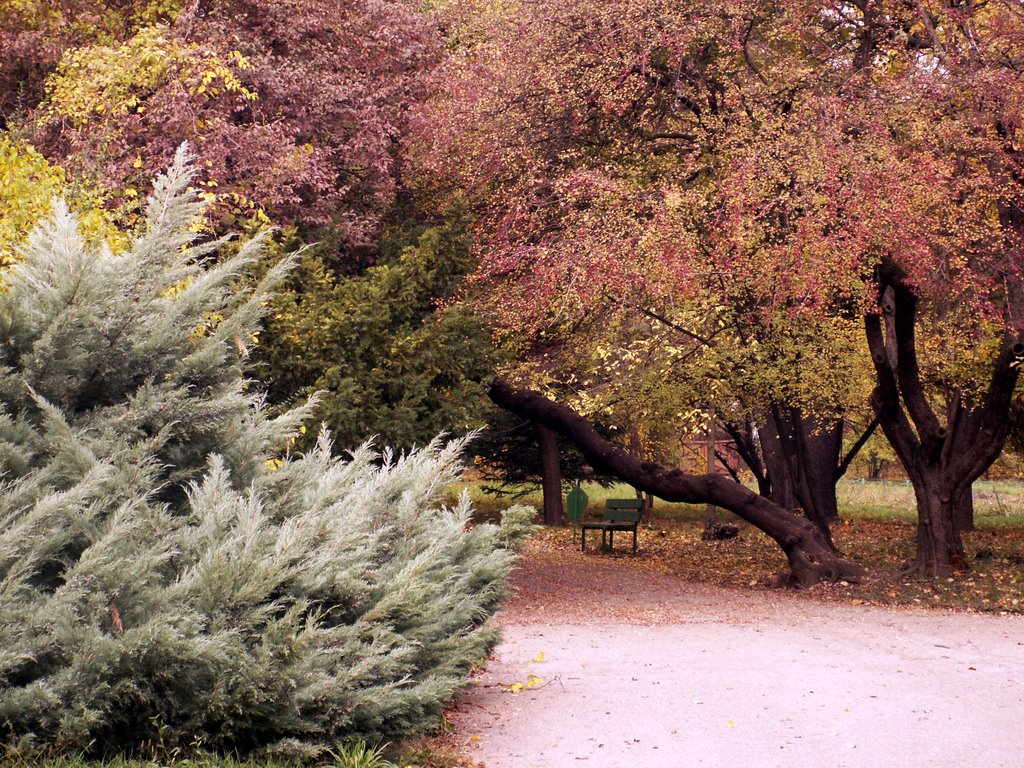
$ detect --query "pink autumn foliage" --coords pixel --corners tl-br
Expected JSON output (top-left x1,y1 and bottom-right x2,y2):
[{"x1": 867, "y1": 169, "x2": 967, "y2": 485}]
[
  {"x1": 415, "y1": 0, "x2": 1024, "y2": 338},
  {"x1": 6, "y1": 0, "x2": 441, "y2": 244}
]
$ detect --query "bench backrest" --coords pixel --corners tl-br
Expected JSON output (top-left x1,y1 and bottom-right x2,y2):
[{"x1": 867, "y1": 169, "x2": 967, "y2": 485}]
[{"x1": 604, "y1": 498, "x2": 643, "y2": 523}]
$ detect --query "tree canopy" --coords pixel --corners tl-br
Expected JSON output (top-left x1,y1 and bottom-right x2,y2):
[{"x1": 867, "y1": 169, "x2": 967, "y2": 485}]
[
  {"x1": 4, "y1": 0, "x2": 440, "y2": 244},
  {"x1": 416, "y1": 0, "x2": 1024, "y2": 577}
]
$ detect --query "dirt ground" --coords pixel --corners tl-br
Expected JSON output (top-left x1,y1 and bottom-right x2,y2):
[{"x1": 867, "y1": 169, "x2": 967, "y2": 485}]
[{"x1": 447, "y1": 545, "x2": 1024, "y2": 768}]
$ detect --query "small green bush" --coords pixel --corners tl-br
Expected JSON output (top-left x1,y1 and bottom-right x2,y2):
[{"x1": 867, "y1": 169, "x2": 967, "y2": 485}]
[{"x1": 0, "y1": 149, "x2": 532, "y2": 759}]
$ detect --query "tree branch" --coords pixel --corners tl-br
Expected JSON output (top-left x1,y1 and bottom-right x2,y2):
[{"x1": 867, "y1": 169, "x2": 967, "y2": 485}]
[
  {"x1": 714, "y1": 447, "x2": 742, "y2": 484},
  {"x1": 950, "y1": 332, "x2": 1024, "y2": 481},
  {"x1": 630, "y1": 304, "x2": 719, "y2": 347},
  {"x1": 836, "y1": 416, "x2": 880, "y2": 480},
  {"x1": 890, "y1": 280, "x2": 946, "y2": 457},
  {"x1": 742, "y1": 15, "x2": 770, "y2": 85},
  {"x1": 722, "y1": 420, "x2": 768, "y2": 492},
  {"x1": 864, "y1": 308, "x2": 921, "y2": 464}
]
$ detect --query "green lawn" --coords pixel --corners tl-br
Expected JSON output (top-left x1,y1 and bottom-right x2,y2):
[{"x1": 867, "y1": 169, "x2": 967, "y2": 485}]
[
  {"x1": 838, "y1": 479, "x2": 1024, "y2": 525},
  {"x1": 452, "y1": 478, "x2": 1024, "y2": 528}
]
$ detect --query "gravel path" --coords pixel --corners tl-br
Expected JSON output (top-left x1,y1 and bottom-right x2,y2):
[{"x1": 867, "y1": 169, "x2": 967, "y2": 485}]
[{"x1": 449, "y1": 549, "x2": 1024, "y2": 767}]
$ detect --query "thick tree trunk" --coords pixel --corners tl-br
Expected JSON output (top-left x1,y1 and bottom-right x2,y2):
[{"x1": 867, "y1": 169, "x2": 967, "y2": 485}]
[
  {"x1": 794, "y1": 415, "x2": 844, "y2": 524},
  {"x1": 769, "y1": 407, "x2": 843, "y2": 538},
  {"x1": 492, "y1": 381, "x2": 866, "y2": 586},
  {"x1": 865, "y1": 268, "x2": 1022, "y2": 575},
  {"x1": 954, "y1": 485, "x2": 975, "y2": 534},
  {"x1": 756, "y1": 410, "x2": 877, "y2": 537},
  {"x1": 534, "y1": 422, "x2": 564, "y2": 526},
  {"x1": 910, "y1": 472, "x2": 967, "y2": 573},
  {"x1": 759, "y1": 413, "x2": 799, "y2": 510}
]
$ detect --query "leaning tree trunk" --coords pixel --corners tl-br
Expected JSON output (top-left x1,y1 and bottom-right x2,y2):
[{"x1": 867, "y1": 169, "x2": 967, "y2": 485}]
[
  {"x1": 865, "y1": 267, "x2": 1022, "y2": 575},
  {"x1": 491, "y1": 381, "x2": 866, "y2": 586},
  {"x1": 534, "y1": 422, "x2": 564, "y2": 526}
]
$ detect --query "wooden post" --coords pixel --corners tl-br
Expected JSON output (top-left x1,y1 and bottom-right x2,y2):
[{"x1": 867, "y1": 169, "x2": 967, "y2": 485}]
[{"x1": 703, "y1": 408, "x2": 718, "y2": 535}]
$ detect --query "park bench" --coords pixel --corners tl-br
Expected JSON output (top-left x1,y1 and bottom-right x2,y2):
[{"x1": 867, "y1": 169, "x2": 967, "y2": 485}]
[{"x1": 580, "y1": 498, "x2": 643, "y2": 554}]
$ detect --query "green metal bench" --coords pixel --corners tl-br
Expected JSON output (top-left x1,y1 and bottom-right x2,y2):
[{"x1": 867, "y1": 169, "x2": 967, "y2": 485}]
[{"x1": 580, "y1": 498, "x2": 643, "y2": 554}]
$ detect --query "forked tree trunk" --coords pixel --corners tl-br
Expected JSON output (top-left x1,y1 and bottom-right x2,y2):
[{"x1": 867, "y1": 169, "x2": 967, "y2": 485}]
[
  {"x1": 865, "y1": 267, "x2": 1022, "y2": 575},
  {"x1": 789, "y1": 412, "x2": 844, "y2": 525},
  {"x1": 765, "y1": 408, "x2": 842, "y2": 532},
  {"x1": 491, "y1": 381, "x2": 866, "y2": 586},
  {"x1": 534, "y1": 422, "x2": 564, "y2": 526},
  {"x1": 756, "y1": 409, "x2": 876, "y2": 541},
  {"x1": 771, "y1": 408, "x2": 840, "y2": 547}
]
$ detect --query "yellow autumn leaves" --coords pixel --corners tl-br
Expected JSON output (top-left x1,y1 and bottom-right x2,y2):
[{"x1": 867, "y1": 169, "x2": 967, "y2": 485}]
[
  {"x1": 0, "y1": 137, "x2": 123, "y2": 266},
  {"x1": 502, "y1": 651, "x2": 546, "y2": 693}
]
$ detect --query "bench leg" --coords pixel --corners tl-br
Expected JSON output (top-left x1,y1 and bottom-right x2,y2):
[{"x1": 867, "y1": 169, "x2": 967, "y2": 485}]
[
  {"x1": 632, "y1": 527, "x2": 638, "y2": 555},
  {"x1": 581, "y1": 527, "x2": 586, "y2": 552}
]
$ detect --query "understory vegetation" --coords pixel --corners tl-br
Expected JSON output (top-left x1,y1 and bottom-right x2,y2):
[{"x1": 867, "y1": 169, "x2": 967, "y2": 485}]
[{"x1": 0, "y1": 745, "x2": 424, "y2": 768}]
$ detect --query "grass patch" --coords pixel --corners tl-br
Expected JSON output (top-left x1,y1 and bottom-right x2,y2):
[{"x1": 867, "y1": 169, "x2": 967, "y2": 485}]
[
  {"x1": 458, "y1": 478, "x2": 1024, "y2": 523},
  {"x1": 0, "y1": 740, "x2": 474, "y2": 768},
  {"x1": 449, "y1": 481, "x2": 718, "y2": 526},
  {"x1": 838, "y1": 479, "x2": 1024, "y2": 525}
]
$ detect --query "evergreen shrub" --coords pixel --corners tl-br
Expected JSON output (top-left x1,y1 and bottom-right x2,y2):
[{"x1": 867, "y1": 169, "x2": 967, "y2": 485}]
[{"x1": 0, "y1": 149, "x2": 533, "y2": 758}]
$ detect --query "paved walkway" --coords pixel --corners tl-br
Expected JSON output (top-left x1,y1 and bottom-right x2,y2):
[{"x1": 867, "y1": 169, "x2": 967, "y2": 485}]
[{"x1": 449, "y1": 554, "x2": 1024, "y2": 767}]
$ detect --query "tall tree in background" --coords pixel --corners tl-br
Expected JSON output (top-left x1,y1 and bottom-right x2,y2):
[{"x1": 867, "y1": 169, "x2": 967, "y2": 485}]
[
  {"x1": 256, "y1": 211, "x2": 496, "y2": 452},
  {"x1": 470, "y1": 406, "x2": 619, "y2": 526},
  {"x1": 1, "y1": 0, "x2": 498, "y2": 454},
  {"x1": 842, "y1": 1, "x2": 1024, "y2": 573},
  {"x1": 3, "y1": 0, "x2": 439, "y2": 245},
  {"x1": 0, "y1": 0, "x2": 176, "y2": 124},
  {"x1": 417, "y1": 0, "x2": 1024, "y2": 579}
]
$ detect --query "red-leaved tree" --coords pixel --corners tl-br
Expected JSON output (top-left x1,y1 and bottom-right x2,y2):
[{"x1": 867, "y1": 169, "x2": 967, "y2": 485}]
[
  {"x1": 416, "y1": 0, "x2": 1024, "y2": 579},
  {"x1": 5, "y1": 0, "x2": 440, "y2": 246}
]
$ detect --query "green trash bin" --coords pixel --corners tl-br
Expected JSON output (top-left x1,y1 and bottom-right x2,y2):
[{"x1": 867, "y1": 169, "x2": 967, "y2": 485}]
[{"x1": 565, "y1": 482, "x2": 588, "y2": 543}]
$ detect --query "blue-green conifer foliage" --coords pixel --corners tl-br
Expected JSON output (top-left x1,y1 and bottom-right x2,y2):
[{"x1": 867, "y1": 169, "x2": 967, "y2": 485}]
[{"x1": 0, "y1": 148, "x2": 533, "y2": 757}]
